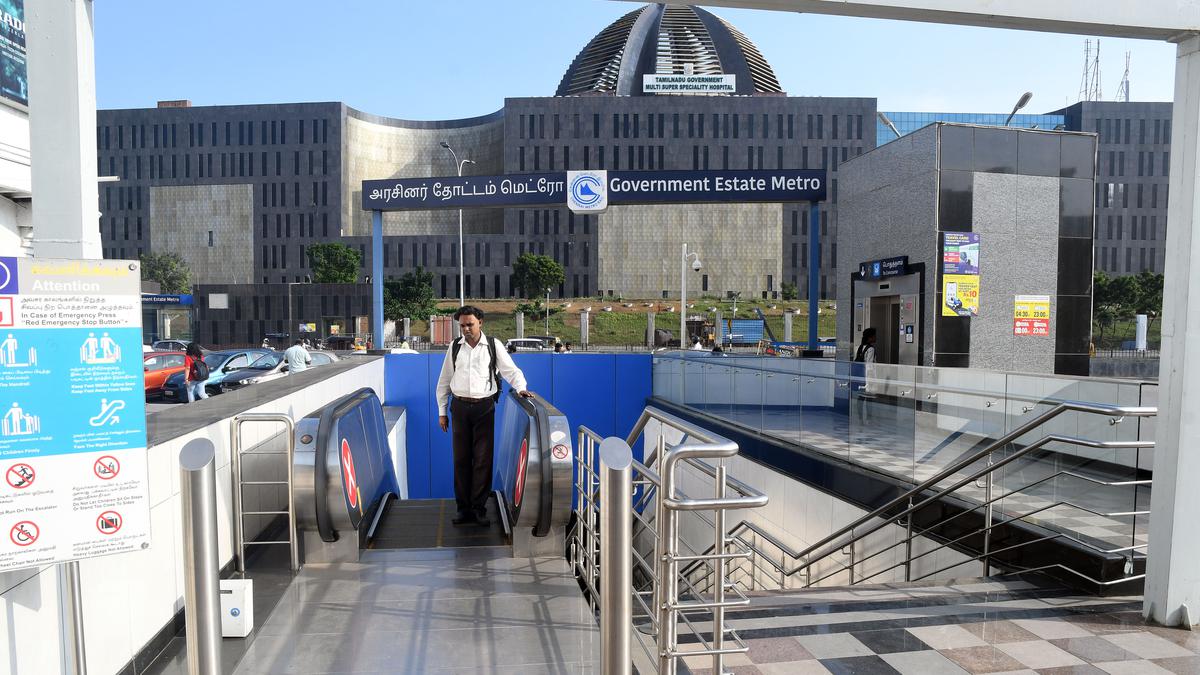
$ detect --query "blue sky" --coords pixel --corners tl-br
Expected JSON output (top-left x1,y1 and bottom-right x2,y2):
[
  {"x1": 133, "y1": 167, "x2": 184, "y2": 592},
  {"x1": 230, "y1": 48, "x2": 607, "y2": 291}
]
[{"x1": 94, "y1": 1, "x2": 1177, "y2": 119}]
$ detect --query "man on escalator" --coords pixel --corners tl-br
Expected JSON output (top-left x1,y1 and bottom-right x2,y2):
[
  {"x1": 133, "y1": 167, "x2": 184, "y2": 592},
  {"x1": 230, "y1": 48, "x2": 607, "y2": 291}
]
[{"x1": 436, "y1": 306, "x2": 533, "y2": 526}]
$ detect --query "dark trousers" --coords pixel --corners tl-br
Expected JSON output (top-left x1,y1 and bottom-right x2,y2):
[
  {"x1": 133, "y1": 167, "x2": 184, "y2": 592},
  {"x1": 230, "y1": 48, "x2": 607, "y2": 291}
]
[{"x1": 450, "y1": 397, "x2": 495, "y2": 514}]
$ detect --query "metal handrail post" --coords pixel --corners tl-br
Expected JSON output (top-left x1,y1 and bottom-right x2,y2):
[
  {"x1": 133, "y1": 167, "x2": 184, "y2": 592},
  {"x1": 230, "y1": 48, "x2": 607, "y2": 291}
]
[
  {"x1": 180, "y1": 439, "x2": 223, "y2": 675},
  {"x1": 59, "y1": 561, "x2": 87, "y2": 674},
  {"x1": 712, "y1": 464, "x2": 727, "y2": 675},
  {"x1": 600, "y1": 438, "x2": 633, "y2": 675},
  {"x1": 982, "y1": 454, "x2": 995, "y2": 577}
]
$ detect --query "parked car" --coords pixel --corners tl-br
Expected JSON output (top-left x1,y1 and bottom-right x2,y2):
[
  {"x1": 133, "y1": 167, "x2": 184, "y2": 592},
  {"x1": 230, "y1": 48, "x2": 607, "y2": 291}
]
[
  {"x1": 161, "y1": 348, "x2": 272, "y2": 401},
  {"x1": 143, "y1": 351, "x2": 187, "y2": 398},
  {"x1": 505, "y1": 338, "x2": 548, "y2": 352},
  {"x1": 220, "y1": 350, "x2": 339, "y2": 392},
  {"x1": 152, "y1": 339, "x2": 192, "y2": 352},
  {"x1": 525, "y1": 335, "x2": 559, "y2": 348},
  {"x1": 322, "y1": 335, "x2": 358, "y2": 351}
]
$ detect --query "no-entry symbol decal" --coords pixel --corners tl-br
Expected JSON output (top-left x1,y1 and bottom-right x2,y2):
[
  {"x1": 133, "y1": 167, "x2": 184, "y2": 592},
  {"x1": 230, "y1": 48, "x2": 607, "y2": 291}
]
[
  {"x1": 94, "y1": 456, "x2": 120, "y2": 480},
  {"x1": 5, "y1": 463, "x2": 34, "y2": 489},
  {"x1": 340, "y1": 439, "x2": 360, "y2": 512},
  {"x1": 10, "y1": 521, "x2": 37, "y2": 547},
  {"x1": 96, "y1": 511, "x2": 122, "y2": 535}
]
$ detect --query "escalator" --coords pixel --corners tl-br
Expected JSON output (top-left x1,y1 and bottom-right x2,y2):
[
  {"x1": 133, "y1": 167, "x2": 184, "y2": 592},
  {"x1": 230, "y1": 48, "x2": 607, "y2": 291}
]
[{"x1": 291, "y1": 387, "x2": 573, "y2": 563}]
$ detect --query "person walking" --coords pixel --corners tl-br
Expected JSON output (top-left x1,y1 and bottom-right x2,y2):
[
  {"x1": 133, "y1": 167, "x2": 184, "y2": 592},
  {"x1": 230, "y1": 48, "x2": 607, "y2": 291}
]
[
  {"x1": 436, "y1": 306, "x2": 532, "y2": 526},
  {"x1": 283, "y1": 339, "x2": 312, "y2": 375},
  {"x1": 184, "y1": 343, "x2": 209, "y2": 403}
]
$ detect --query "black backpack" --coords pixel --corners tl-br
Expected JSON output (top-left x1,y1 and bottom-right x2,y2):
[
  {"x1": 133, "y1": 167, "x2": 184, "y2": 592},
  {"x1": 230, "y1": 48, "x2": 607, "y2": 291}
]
[
  {"x1": 191, "y1": 357, "x2": 210, "y2": 381},
  {"x1": 452, "y1": 336, "x2": 503, "y2": 401}
]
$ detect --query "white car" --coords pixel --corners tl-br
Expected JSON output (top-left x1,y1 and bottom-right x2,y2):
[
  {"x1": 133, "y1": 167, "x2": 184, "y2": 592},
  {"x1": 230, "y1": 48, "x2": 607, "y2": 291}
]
[{"x1": 505, "y1": 338, "x2": 548, "y2": 352}]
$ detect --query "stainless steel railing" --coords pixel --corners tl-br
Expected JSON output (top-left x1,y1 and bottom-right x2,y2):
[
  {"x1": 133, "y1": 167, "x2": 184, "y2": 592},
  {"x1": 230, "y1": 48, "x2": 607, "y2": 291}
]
[
  {"x1": 680, "y1": 401, "x2": 1156, "y2": 594},
  {"x1": 230, "y1": 413, "x2": 298, "y2": 572},
  {"x1": 571, "y1": 406, "x2": 768, "y2": 675}
]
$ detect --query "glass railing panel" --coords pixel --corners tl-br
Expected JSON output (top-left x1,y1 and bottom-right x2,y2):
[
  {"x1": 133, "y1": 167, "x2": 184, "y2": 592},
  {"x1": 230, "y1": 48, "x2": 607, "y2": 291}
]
[
  {"x1": 759, "y1": 357, "x2": 802, "y2": 448},
  {"x1": 845, "y1": 362, "x2": 918, "y2": 483},
  {"x1": 797, "y1": 358, "x2": 849, "y2": 463},
  {"x1": 702, "y1": 357, "x2": 734, "y2": 420},
  {"x1": 730, "y1": 358, "x2": 766, "y2": 435},
  {"x1": 683, "y1": 356, "x2": 707, "y2": 411}
]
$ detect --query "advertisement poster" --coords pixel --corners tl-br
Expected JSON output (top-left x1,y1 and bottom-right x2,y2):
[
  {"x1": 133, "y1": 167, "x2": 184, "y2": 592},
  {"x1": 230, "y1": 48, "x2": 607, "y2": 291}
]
[
  {"x1": 1014, "y1": 295, "x2": 1051, "y2": 336},
  {"x1": 942, "y1": 232, "x2": 980, "y2": 274},
  {"x1": 0, "y1": 257, "x2": 151, "y2": 572},
  {"x1": 942, "y1": 274, "x2": 980, "y2": 317},
  {"x1": 0, "y1": 1, "x2": 25, "y2": 108}
]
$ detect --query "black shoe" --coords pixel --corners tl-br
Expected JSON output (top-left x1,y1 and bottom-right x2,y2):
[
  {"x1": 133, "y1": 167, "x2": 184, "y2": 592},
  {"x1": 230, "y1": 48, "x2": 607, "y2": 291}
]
[
  {"x1": 452, "y1": 511, "x2": 475, "y2": 525},
  {"x1": 474, "y1": 510, "x2": 490, "y2": 526}
]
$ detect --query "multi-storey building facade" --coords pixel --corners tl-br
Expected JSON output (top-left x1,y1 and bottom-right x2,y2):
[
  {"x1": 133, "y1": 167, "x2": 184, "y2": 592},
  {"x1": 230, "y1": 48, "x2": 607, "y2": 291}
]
[{"x1": 97, "y1": 3, "x2": 876, "y2": 347}]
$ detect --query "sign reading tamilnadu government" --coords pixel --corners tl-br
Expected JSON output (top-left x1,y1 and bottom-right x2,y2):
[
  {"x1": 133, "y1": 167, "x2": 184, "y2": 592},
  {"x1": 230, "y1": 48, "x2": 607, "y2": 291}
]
[
  {"x1": 643, "y1": 74, "x2": 736, "y2": 94},
  {"x1": 0, "y1": 257, "x2": 151, "y2": 572}
]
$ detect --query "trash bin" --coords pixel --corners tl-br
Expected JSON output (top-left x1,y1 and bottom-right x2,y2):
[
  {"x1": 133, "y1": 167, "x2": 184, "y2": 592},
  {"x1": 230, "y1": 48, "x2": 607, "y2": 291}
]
[{"x1": 219, "y1": 578, "x2": 254, "y2": 638}]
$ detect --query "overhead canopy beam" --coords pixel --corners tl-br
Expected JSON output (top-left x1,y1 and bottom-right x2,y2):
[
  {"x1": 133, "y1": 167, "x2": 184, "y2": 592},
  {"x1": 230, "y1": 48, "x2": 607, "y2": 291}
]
[{"x1": 636, "y1": 1, "x2": 1200, "y2": 40}]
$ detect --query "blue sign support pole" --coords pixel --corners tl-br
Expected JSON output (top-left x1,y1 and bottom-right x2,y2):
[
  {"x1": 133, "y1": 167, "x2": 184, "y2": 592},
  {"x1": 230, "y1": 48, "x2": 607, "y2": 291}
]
[
  {"x1": 808, "y1": 202, "x2": 820, "y2": 350},
  {"x1": 372, "y1": 210, "x2": 384, "y2": 348}
]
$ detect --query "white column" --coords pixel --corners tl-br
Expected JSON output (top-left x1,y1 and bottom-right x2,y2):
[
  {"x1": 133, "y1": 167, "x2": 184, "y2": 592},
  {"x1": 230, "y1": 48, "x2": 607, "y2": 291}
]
[
  {"x1": 28, "y1": 0, "x2": 101, "y2": 259},
  {"x1": 1145, "y1": 34, "x2": 1200, "y2": 628}
]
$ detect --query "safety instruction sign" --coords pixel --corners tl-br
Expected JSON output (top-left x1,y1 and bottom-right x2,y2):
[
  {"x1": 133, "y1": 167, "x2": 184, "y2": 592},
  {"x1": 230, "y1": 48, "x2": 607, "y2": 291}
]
[
  {"x1": 0, "y1": 257, "x2": 150, "y2": 572},
  {"x1": 941, "y1": 274, "x2": 980, "y2": 317},
  {"x1": 1014, "y1": 295, "x2": 1051, "y2": 336}
]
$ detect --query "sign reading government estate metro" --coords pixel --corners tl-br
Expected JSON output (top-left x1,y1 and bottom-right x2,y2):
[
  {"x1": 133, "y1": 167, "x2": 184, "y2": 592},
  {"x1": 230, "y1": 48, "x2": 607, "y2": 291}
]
[{"x1": 363, "y1": 169, "x2": 826, "y2": 211}]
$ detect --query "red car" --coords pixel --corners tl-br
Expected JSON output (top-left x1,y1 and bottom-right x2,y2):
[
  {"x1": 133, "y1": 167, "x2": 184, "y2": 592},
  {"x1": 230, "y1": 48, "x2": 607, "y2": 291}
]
[{"x1": 144, "y1": 351, "x2": 188, "y2": 398}]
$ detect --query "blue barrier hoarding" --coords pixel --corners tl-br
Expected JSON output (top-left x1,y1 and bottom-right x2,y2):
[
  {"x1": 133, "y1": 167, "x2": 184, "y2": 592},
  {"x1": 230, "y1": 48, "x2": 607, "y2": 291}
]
[
  {"x1": 0, "y1": 257, "x2": 150, "y2": 571},
  {"x1": 363, "y1": 169, "x2": 826, "y2": 211}
]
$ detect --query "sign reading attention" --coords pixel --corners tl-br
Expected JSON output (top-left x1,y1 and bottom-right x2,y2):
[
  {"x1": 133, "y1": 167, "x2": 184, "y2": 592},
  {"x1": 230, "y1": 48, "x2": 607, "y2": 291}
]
[
  {"x1": 363, "y1": 169, "x2": 827, "y2": 211},
  {"x1": 643, "y1": 74, "x2": 736, "y2": 94},
  {"x1": 0, "y1": 257, "x2": 151, "y2": 572}
]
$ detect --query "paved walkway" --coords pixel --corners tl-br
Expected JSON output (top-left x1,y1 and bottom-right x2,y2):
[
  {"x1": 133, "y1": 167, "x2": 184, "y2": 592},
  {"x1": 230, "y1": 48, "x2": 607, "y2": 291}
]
[
  {"x1": 678, "y1": 579, "x2": 1197, "y2": 675},
  {"x1": 232, "y1": 547, "x2": 600, "y2": 674}
]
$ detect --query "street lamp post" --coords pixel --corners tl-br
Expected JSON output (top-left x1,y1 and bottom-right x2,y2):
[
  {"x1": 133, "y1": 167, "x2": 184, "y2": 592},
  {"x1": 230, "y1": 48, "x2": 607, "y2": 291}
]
[
  {"x1": 440, "y1": 141, "x2": 475, "y2": 307},
  {"x1": 545, "y1": 288, "x2": 551, "y2": 335},
  {"x1": 877, "y1": 112, "x2": 902, "y2": 139},
  {"x1": 681, "y1": 243, "x2": 701, "y2": 349},
  {"x1": 1003, "y1": 91, "x2": 1034, "y2": 127}
]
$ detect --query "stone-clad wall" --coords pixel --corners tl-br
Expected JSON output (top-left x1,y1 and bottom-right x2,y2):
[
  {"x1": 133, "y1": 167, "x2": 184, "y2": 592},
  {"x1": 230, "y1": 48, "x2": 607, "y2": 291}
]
[
  {"x1": 342, "y1": 107, "x2": 505, "y2": 237},
  {"x1": 149, "y1": 183, "x2": 254, "y2": 284},
  {"x1": 599, "y1": 202, "x2": 782, "y2": 298}
]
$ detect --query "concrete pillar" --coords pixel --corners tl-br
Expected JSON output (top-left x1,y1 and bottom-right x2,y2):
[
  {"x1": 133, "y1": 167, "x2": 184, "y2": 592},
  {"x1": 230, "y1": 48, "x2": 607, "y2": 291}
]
[
  {"x1": 783, "y1": 312, "x2": 794, "y2": 343},
  {"x1": 1146, "y1": 35, "x2": 1200, "y2": 628},
  {"x1": 402, "y1": 317, "x2": 410, "y2": 340},
  {"x1": 646, "y1": 312, "x2": 655, "y2": 348},
  {"x1": 715, "y1": 311, "x2": 724, "y2": 346},
  {"x1": 28, "y1": 0, "x2": 101, "y2": 258},
  {"x1": 429, "y1": 315, "x2": 436, "y2": 344},
  {"x1": 516, "y1": 312, "x2": 525, "y2": 339},
  {"x1": 580, "y1": 311, "x2": 590, "y2": 348}
]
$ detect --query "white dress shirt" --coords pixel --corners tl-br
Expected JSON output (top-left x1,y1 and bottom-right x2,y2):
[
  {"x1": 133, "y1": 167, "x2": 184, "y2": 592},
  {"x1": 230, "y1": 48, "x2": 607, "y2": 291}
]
[{"x1": 436, "y1": 333, "x2": 528, "y2": 415}]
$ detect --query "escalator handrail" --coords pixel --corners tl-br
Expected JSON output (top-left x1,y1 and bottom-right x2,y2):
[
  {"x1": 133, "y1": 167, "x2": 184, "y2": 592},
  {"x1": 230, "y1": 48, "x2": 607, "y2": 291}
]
[
  {"x1": 313, "y1": 387, "x2": 378, "y2": 543},
  {"x1": 508, "y1": 389, "x2": 556, "y2": 537}
]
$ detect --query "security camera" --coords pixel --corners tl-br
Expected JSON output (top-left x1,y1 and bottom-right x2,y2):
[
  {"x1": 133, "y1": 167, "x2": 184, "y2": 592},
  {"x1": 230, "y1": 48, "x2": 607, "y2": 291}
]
[{"x1": 692, "y1": 259, "x2": 702, "y2": 272}]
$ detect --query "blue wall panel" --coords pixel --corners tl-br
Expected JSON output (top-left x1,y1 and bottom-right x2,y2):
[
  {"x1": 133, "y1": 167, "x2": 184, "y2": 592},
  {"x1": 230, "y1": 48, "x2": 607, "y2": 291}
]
[{"x1": 384, "y1": 353, "x2": 653, "y2": 498}]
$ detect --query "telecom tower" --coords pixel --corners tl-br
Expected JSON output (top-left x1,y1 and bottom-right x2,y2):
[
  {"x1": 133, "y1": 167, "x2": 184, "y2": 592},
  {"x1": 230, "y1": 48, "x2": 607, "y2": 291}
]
[
  {"x1": 1115, "y1": 51, "x2": 1131, "y2": 102},
  {"x1": 1079, "y1": 40, "x2": 1103, "y2": 102}
]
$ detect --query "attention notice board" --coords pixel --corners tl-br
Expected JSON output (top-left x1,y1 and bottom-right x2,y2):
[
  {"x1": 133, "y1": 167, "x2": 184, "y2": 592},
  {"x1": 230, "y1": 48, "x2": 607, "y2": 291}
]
[{"x1": 0, "y1": 257, "x2": 150, "y2": 572}]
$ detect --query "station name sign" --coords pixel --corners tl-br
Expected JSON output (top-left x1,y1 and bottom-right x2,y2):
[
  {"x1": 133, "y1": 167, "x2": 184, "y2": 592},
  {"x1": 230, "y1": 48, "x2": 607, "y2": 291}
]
[
  {"x1": 362, "y1": 169, "x2": 827, "y2": 211},
  {"x1": 643, "y1": 74, "x2": 736, "y2": 94},
  {"x1": 859, "y1": 256, "x2": 909, "y2": 279}
]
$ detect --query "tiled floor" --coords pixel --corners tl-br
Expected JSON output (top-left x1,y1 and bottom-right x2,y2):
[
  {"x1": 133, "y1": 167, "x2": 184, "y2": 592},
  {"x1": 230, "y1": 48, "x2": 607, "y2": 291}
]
[
  {"x1": 231, "y1": 546, "x2": 600, "y2": 674},
  {"x1": 679, "y1": 579, "x2": 1198, "y2": 675}
]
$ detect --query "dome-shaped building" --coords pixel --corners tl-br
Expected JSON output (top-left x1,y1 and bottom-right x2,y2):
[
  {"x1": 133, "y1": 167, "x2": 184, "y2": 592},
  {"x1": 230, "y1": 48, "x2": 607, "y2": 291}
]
[{"x1": 556, "y1": 3, "x2": 783, "y2": 97}]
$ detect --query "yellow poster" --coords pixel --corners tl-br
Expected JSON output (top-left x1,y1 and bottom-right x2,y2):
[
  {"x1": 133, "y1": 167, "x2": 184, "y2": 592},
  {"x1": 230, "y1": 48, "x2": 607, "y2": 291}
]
[{"x1": 942, "y1": 274, "x2": 980, "y2": 317}]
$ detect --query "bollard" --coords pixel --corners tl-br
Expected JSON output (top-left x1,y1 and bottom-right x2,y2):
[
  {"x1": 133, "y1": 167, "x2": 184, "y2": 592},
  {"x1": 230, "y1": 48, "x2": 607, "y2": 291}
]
[
  {"x1": 646, "y1": 312, "x2": 656, "y2": 348},
  {"x1": 783, "y1": 311, "x2": 793, "y2": 343},
  {"x1": 599, "y1": 437, "x2": 633, "y2": 675},
  {"x1": 180, "y1": 438, "x2": 223, "y2": 675},
  {"x1": 580, "y1": 310, "x2": 590, "y2": 348}
]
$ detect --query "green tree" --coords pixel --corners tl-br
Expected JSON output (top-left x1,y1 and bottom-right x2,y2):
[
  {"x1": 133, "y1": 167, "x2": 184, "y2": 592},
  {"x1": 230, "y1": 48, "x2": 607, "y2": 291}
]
[
  {"x1": 139, "y1": 252, "x2": 191, "y2": 294},
  {"x1": 1133, "y1": 271, "x2": 1164, "y2": 333},
  {"x1": 307, "y1": 243, "x2": 362, "y2": 283},
  {"x1": 780, "y1": 281, "x2": 798, "y2": 301},
  {"x1": 511, "y1": 253, "x2": 565, "y2": 299},
  {"x1": 384, "y1": 267, "x2": 437, "y2": 322}
]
